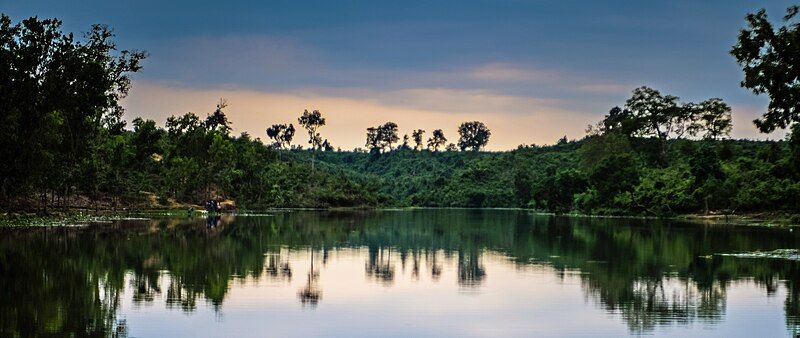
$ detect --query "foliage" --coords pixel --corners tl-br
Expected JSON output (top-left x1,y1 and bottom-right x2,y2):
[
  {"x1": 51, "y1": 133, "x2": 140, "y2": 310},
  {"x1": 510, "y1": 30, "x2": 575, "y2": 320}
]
[
  {"x1": 266, "y1": 123, "x2": 295, "y2": 149},
  {"x1": 457, "y1": 121, "x2": 491, "y2": 151},
  {"x1": 0, "y1": 14, "x2": 145, "y2": 203},
  {"x1": 297, "y1": 109, "x2": 326, "y2": 150},
  {"x1": 427, "y1": 129, "x2": 447, "y2": 151},
  {"x1": 365, "y1": 122, "x2": 399, "y2": 153},
  {"x1": 731, "y1": 4, "x2": 800, "y2": 132}
]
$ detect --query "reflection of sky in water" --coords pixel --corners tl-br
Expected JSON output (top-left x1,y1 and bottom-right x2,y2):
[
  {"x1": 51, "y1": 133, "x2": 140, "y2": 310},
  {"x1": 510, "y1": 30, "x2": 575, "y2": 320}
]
[
  {"x1": 117, "y1": 248, "x2": 791, "y2": 337},
  {"x1": 3, "y1": 211, "x2": 799, "y2": 337}
]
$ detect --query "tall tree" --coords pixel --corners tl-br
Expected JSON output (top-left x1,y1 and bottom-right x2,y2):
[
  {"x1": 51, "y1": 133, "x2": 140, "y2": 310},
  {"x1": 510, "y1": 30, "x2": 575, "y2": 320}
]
[
  {"x1": 427, "y1": 129, "x2": 447, "y2": 151},
  {"x1": 457, "y1": 121, "x2": 491, "y2": 151},
  {"x1": 731, "y1": 4, "x2": 800, "y2": 132},
  {"x1": 298, "y1": 110, "x2": 326, "y2": 149},
  {"x1": 411, "y1": 129, "x2": 425, "y2": 150},
  {"x1": 298, "y1": 109, "x2": 326, "y2": 169}
]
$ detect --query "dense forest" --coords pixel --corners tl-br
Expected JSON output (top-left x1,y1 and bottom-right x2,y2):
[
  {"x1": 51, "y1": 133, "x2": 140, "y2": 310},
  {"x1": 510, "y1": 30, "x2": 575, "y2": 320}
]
[{"x1": 2, "y1": 4, "x2": 800, "y2": 216}]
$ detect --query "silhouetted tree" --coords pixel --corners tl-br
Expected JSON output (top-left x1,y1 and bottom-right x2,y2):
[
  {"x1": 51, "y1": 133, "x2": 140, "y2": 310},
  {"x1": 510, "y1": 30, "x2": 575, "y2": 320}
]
[
  {"x1": 689, "y1": 99, "x2": 732, "y2": 140},
  {"x1": 731, "y1": 4, "x2": 800, "y2": 132},
  {"x1": 366, "y1": 127, "x2": 380, "y2": 153},
  {"x1": 366, "y1": 122, "x2": 399, "y2": 153},
  {"x1": 457, "y1": 121, "x2": 491, "y2": 151},
  {"x1": 298, "y1": 109, "x2": 326, "y2": 169},
  {"x1": 266, "y1": 123, "x2": 295, "y2": 149},
  {"x1": 427, "y1": 129, "x2": 447, "y2": 151},
  {"x1": 401, "y1": 134, "x2": 410, "y2": 149},
  {"x1": 412, "y1": 129, "x2": 425, "y2": 150},
  {"x1": 204, "y1": 99, "x2": 232, "y2": 135}
]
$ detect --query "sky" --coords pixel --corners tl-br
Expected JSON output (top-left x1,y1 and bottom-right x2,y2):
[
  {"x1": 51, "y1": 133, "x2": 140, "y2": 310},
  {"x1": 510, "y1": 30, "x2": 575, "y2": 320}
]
[{"x1": 2, "y1": 0, "x2": 796, "y2": 149}]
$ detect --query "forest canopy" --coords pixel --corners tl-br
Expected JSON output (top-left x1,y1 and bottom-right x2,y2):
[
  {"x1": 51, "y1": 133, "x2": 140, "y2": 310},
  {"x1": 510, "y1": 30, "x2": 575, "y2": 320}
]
[{"x1": 2, "y1": 5, "x2": 800, "y2": 216}]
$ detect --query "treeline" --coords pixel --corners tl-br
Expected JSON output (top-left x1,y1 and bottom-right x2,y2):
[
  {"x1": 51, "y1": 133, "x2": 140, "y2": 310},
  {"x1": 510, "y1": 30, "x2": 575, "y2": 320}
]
[{"x1": 2, "y1": 4, "x2": 800, "y2": 215}]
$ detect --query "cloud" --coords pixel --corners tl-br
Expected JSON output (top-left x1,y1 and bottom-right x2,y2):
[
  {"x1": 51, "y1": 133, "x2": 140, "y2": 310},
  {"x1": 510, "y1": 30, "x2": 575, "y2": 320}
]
[
  {"x1": 468, "y1": 63, "x2": 551, "y2": 83},
  {"x1": 140, "y1": 35, "x2": 634, "y2": 97},
  {"x1": 125, "y1": 34, "x2": 777, "y2": 149}
]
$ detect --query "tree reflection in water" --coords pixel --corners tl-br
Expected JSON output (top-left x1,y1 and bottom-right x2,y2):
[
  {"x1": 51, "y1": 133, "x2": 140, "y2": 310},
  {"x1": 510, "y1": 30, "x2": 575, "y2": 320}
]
[
  {"x1": 0, "y1": 210, "x2": 799, "y2": 336},
  {"x1": 298, "y1": 249, "x2": 321, "y2": 308},
  {"x1": 365, "y1": 246, "x2": 395, "y2": 286}
]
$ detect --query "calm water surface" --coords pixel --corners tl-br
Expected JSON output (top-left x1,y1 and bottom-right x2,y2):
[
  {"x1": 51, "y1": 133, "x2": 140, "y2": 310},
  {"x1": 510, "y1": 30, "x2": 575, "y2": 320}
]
[{"x1": 1, "y1": 210, "x2": 799, "y2": 337}]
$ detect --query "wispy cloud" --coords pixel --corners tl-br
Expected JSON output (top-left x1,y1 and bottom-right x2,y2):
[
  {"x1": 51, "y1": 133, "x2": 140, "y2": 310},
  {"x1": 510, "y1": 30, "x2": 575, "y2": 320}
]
[{"x1": 124, "y1": 33, "x2": 774, "y2": 148}]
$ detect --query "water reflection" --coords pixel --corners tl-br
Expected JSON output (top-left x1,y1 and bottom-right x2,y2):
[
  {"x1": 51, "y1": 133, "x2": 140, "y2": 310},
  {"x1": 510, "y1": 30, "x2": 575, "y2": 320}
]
[
  {"x1": 0, "y1": 210, "x2": 798, "y2": 337},
  {"x1": 298, "y1": 249, "x2": 322, "y2": 307}
]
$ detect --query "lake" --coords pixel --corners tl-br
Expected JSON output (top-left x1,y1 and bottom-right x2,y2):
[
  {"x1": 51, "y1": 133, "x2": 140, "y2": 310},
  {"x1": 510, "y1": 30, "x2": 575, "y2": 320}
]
[{"x1": 0, "y1": 209, "x2": 798, "y2": 337}]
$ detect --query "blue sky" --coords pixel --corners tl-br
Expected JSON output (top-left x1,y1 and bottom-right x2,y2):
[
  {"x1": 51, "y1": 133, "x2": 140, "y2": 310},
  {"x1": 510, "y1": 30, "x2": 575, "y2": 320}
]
[{"x1": 2, "y1": 0, "x2": 795, "y2": 149}]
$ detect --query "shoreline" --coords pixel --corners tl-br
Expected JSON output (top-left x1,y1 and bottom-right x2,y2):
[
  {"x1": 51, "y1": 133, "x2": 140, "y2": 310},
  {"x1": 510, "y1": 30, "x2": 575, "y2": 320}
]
[{"x1": 2, "y1": 206, "x2": 798, "y2": 228}]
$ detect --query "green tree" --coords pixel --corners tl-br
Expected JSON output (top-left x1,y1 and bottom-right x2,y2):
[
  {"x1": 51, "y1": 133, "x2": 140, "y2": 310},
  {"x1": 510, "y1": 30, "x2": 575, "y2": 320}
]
[
  {"x1": 578, "y1": 132, "x2": 640, "y2": 210},
  {"x1": 457, "y1": 121, "x2": 491, "y2": 151},
  {"x1": 731, "y1": 4, "x2": 800, "y2": 132},
  {"x1": 513, "y1": 169, "x2": 533, "y2": 207},
  {"x1": 789, "y1": 124, "x2": 800, "y2": 177},
  {"x1": 0, "y1": 15, "x2": 145, "y2": 208}
]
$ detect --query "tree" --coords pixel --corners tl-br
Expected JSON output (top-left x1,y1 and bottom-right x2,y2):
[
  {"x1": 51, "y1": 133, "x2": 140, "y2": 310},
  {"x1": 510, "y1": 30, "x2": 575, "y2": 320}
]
[
  {"x1": 0, "y1": 15, "x2": 145, "y2": 206},
  {"x1": 130, "y1": 117, "x2": 164, "y2": 162},
  {"x1": 298, "y1": 109, "x2": 326, "y2": 169},
  {"x1": 266, "y1": 124, "x2": 295, "y2": 149},
  {"x1": 366, "y1": 127, "x2": 380, "y2": 152},
  {"x1": 688, "y1": 99, "x2": 732, "y2": 140},
  {"x1": 321, "y1": 139, "x2": 333, "y2": 152},
  {"x1": 457, "y1": 121, "x2": 491, "y2": 151},
  {"x1": 412, "y1": 129, "x2": 425, "y2": 150},
  {"x1": 731, "y1": 4, "x2": 800, "y2": 132},
  {"x1": 587, "y1": 106, "x2": 638, "y2": 136},
  {"x1": 578, "y1": 132, "x2": 640, "y2": 208},
  {"x1": 427, "y1": 129, "x2": 447, "y2": 151},
  {"x1": 595, "y1": 87, "x2": 733, "y2": 165},
  {"x1": 365, "y1": 122, "x2": 399, "y2": 153},
  {"x1": 623, "y1": 86, "x2": 688, "y2": 141},
  {"x1": 378, "y1": 122, "x2": 399, "y2": 151},
  {"x1": 401, "y1": 134, "x2": 410, "y2": 150},
  {"x1": 298, "y1": 109, "x2": 326, "y2": 150},
  {"x1": 204, "y1": 99, "x2": 232, "y2": 135},
  {"x1": 789, "y1": 124, "x2": 800, "y2": 177},
  {"x1": 513, "y1": 169, "x2": 533, "y2": 207}
]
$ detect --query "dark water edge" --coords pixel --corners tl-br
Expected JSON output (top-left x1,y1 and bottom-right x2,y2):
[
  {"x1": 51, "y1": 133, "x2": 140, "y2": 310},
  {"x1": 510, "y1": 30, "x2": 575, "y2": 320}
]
[
  {"x1": 2, "y1": 207, "x2": 799, "y2": 228},
  {"x1": 0, "y1": 209, "x2": 799, "y2": 337}
]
